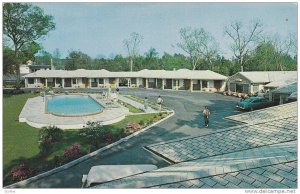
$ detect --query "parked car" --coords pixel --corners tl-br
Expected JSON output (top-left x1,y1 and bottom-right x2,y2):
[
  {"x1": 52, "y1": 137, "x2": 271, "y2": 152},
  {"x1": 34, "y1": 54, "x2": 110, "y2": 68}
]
[{"x1": 236, "y1": 97, "x2": 274, "y2": 111}]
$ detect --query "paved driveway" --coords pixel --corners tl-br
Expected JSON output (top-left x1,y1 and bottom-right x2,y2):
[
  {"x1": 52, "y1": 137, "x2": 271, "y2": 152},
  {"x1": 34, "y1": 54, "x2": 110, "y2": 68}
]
[{"x1": 24, "y1": 89, "x2": 241, "y2": 188}]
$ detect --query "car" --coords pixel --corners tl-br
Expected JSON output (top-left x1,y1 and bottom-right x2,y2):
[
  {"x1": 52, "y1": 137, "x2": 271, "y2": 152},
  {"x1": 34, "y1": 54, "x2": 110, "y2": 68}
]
[{"x1": 236, "y1": 97, "x2": 274, "y2": 111}]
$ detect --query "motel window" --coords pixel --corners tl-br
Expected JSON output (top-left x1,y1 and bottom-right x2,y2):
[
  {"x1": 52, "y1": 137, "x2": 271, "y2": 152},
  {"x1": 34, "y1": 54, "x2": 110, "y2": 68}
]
[
  {"x1": 28, "y1": 78, "x2": 34, "y2": 84},
  {"x1": 56, "y1": 78, "x2": 62, "y2": 85},
  {"x1": 99, "y1": 79, "x2": 104, "y2": 84},
  {"x1": 230, "y1": 83, "x2": 236, "y2": 92},
  {"x1": 72, "y1": 79, "x2": 77, "y2": 85},
  {"x1": 131, "y1": 78, "x2": 137, "y2": 84},
  {"x1": 202, "y1": 80, "x2": 208, "y2": 88},
  {"x1": 91, "y1": 78, "x2": 97, "y2": 82},
  {"x1": 109, "y1": 78, "x2": 115, "y2": 84}
]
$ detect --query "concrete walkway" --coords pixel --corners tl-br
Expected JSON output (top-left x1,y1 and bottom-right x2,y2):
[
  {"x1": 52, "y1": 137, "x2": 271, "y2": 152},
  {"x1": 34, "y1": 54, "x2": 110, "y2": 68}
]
[
  {"x1": 19, "y1": 94, "x2": 127, "y2": 129},
  {"x1": 118, "y1": 95, "x2": 158, "y2": 113}
]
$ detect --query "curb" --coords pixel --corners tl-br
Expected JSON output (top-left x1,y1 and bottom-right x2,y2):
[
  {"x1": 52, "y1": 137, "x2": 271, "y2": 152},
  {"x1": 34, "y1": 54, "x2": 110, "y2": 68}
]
[{"x1": 5, "y1": 110, "x2": 175, "y2": 188}]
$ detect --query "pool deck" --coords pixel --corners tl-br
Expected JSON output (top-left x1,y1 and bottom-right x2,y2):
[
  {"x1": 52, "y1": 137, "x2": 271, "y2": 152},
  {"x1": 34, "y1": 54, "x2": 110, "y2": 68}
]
[{"x1": 19, "y1": 94, "x2": 128, "y2": 129}]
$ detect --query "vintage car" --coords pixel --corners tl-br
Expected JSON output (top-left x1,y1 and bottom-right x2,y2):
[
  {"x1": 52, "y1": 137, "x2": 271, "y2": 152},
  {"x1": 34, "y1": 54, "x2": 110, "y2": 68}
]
[{"x1": 236, "y1": 97, "x2": 274, "y2": 111}]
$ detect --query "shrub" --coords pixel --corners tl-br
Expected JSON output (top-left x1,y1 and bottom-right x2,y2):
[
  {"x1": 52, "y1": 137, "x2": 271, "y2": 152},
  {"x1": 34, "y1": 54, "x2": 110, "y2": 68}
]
[
  {"x1": 39, "y1": 126, "x2": 63, "y2": 143},
  {"x1": 11, "y1": 164, "x2": 33, "y2": 181},
  {"x1": 64, "y1": 144, "x2": 81, "y2": 159},
  {"x1": 103, "y1": 133, "x2": 114, "y2": 144},
  {"x1": 139, "y1": 120, "x2": 145, "y2": 126},
  {"x1": 52, "y1": 155, "x2": 65, "y2": 167},
  {"x1": 38, "y1": 126, "x2": 63, "y2": 156},
  {"x1": 80, "y1": 121, "x2": 112, "y2": 147}
]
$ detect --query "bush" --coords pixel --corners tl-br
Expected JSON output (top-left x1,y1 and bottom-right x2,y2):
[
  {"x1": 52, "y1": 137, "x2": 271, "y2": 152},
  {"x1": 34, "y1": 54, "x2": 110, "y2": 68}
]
[
  {"x1": 139, "y1": 120, "x2": 145, "y2": 126},
  {"x1": 11, "y1": 164, "x2": 33, "y2": 181},
  {"x1": 52, "y1": 155, "x2": 65, "y2": 167},
  {"x1": 38, "y1": 126, "x2": 63, "y2": 156},
  {"x1": 64, "y1": 144, "x2": 81, "y2": 159},
  {"x1": 80, "y1": 121, "x2": 113, "y2": 147},
  {"x1": 103, "y1": 133, "x2": 114, "y2": 144}
]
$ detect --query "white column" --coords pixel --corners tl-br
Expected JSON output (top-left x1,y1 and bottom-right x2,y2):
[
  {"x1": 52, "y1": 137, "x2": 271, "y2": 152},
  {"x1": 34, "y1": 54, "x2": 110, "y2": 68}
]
[
  {"x1": 155, "y1": 79, "x2": 158, "y2": 89},
  {"x1": 162, "y1": 79, "x2": 165, "y2": 90},
  {"x1": 25, "y1": 78, "x2": 28, "y2": 88},
  {"x1": 146, "y1": 79, "x2": 148, "y2": 88},
  {"x1": 127, "y1": 78, "x2": 130, "y2": 87},
  {"x1": 207, "y1": 81, "x2": 210, "y2": 91},
  {"x1": 200, "y1": 80, "x2": 203, "y2": 91},
  {"x1": 190, "y1": 79, "x2": 193, "y2": 92},
  {"x1": 45, "y1": 78, "x2": 48, "y2": 88},
  {"x1": 176, "y1": 80, "x2": 178, "y2": 90},
  {"x1": 89, "y1": 78, "x2": 92, "y2": 88},
  {"x1": 62, "y1": 78, "x2": 65, "y2": 88}
]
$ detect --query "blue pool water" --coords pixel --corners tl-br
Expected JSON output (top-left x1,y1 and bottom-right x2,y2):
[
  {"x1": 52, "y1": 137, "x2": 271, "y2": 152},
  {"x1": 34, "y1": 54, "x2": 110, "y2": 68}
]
[{"x1": 47, "y1": 95, "x2": 103, "y2": 116}]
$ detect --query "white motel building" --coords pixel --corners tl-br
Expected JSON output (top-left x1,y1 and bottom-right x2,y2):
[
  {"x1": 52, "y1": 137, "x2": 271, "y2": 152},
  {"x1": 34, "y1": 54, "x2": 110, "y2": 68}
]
[{"x1": 23, "y1": 69, "x2": 228, "y2": 92}]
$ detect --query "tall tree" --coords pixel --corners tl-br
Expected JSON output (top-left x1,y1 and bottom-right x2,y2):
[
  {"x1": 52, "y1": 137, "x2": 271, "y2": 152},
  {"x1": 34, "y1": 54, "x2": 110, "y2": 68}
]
[
  {"x1": 123, "y1": 32, "x2": 143, "y2": 71},
  {"x1": 65, "y1": 50, "x2": 92, "y2": 70},
  {"x1": 3, "y1": 3, "x2": 55, "y2": 82},
  {"x1": 177, "y1": 27, "x2": 218, "y2": 70},
  {"x1": 144, "y1": 47, "x2": 159, "y2": 69},
  {"x1": 224, "y1": 20, "x2": 263, "y2": 72},
  {"x1": 269, "y1": 33, "x2": 297, "y2": 70}
]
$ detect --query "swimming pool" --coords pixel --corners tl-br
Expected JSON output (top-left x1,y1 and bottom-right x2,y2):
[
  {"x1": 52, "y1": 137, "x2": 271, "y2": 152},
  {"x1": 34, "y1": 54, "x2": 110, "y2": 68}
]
[{"x1": 46, "y1": 95, "x2": 104, "y2": 117}]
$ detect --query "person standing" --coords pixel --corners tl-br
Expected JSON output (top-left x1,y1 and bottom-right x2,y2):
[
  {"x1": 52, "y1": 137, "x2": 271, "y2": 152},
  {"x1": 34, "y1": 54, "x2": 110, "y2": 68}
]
[
  {"x1": 203, "y1": 106, "x2": 210, "y2": 127},
  {"x1": 144, "y1": 97, "x2": 148, "y2": 110},
  {"x1": 157, "y1": 95, "x2": 163, "y2": 111}
]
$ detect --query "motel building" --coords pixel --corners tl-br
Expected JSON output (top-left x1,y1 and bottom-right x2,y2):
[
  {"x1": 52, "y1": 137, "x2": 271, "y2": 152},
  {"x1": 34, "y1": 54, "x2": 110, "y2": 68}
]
[
  {"x1": 226, "y1": 71, "x2": 297, "y2": 95},
  {"x1": 23, "y1": 68, "x2": 227, "y2": 92}
]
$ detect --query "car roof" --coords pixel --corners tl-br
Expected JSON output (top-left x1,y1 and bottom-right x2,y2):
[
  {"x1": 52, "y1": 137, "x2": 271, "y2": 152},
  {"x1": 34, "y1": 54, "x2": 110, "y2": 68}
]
[{"x1": 248, "y1": 97, "x2": 265, "y2": 100}]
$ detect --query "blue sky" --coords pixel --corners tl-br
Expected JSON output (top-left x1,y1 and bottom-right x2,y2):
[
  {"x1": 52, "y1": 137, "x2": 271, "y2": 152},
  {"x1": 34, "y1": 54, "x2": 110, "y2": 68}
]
[{"x1": 34, "y1": 3, "x2": 297, "y2": 59}]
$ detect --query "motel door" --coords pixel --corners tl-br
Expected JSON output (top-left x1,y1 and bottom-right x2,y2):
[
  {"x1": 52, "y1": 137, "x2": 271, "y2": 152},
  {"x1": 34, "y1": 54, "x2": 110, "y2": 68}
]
[
  {"x1": 82, "y1": 78, "x2": 89, "y2": 88},
  {"x1": 214, "y1": 80, "x2": 222, "y2": 91},
  {"x1": 184, "y1": 79, "x2": 191, "y2": 90}
]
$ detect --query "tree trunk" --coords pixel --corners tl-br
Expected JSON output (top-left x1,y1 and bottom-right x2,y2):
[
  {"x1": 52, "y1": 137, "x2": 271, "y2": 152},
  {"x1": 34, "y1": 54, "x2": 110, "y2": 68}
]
[
  {"x1": 192, "y1": 59, "x2": 196, "y2": 70},
  {"x1": 130, "y1": 58, "x2": 133, "y2": 72},
  {"x1": 14, "y1": 48, "x2": 20, "y2": 85}
]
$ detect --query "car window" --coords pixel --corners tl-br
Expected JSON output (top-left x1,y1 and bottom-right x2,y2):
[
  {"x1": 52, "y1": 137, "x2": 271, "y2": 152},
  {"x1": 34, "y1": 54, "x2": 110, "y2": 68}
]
[{"x1": 244, "y1": 98, "x2": 253, "y2": 102}]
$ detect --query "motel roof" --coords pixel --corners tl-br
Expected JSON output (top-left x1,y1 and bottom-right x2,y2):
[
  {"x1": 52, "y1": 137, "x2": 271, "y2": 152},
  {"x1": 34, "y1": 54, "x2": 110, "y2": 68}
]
[
  {"x1": 234, "y1": 71, "x2": 297, "y2": 84},
  {"x1": 271, "y1": 82, "x2": 297, "y2": 95},
  {"x1": 23, "y1": 69, "x2": 227, "y2": 80}
]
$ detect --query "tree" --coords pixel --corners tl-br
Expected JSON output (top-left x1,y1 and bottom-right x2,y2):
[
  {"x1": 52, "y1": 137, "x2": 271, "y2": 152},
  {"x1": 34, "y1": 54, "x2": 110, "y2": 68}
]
[
  {"x1": 123, "y1": 32, "x2": 143, "y2": 71},
  {"x1": 252, "y1": 41, "x2": 276, "y2": 71},
  {"x1": 3, "y1": 3, "x2": 55, "y2": 82},
  {"x1": 3, "y1": 46, "x2": 18, "y2": 75},
  {"x1": 269, "y1": 34, "x2": 297, "y2": 70},
  {"x1": 177, "y1": 27, "x2": 218, "y2": 70},
  {"x1": 35, "y1": 50, "x2": 52, "y2": 65},
  {"x1": 144, "y1": 47, "x2": 160, "y2": 69},
  {"x1": 65, "y1": 50, "x2": 92, "y2": 70},
  {"x1": 52, "y1": 48, "x2": 64, "y2": 70},
  {"x1": 224, "y1": 20, "x2": 263, "y2": 72}
]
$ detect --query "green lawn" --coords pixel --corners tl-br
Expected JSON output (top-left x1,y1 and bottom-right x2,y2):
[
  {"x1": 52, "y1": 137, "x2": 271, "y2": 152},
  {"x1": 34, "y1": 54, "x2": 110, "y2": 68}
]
[
  {"x1": 3, "y1": 93, "x2": 40, "y2": 170},
  {"x1": 117, "y1": 100, "x2": 144, "y2": 113},
  {"x1": 3, "y1": 93, "x2": 164, "y2": 185}
]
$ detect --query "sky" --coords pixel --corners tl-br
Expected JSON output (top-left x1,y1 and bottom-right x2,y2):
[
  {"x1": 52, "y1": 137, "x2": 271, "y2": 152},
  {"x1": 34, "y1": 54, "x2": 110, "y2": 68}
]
[{"x1": 33, "y1": 2, "x2": 297, "y2": 59}]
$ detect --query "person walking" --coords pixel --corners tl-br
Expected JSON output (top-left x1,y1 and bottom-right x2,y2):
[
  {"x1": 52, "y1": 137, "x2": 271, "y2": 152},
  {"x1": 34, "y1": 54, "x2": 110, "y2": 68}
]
[
  {"x1": 157, "y1": 95, "x2": 163, "y2": 111},
  {"x1": 203, "y1": 106, "x2": 210, "y2": 127}
]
